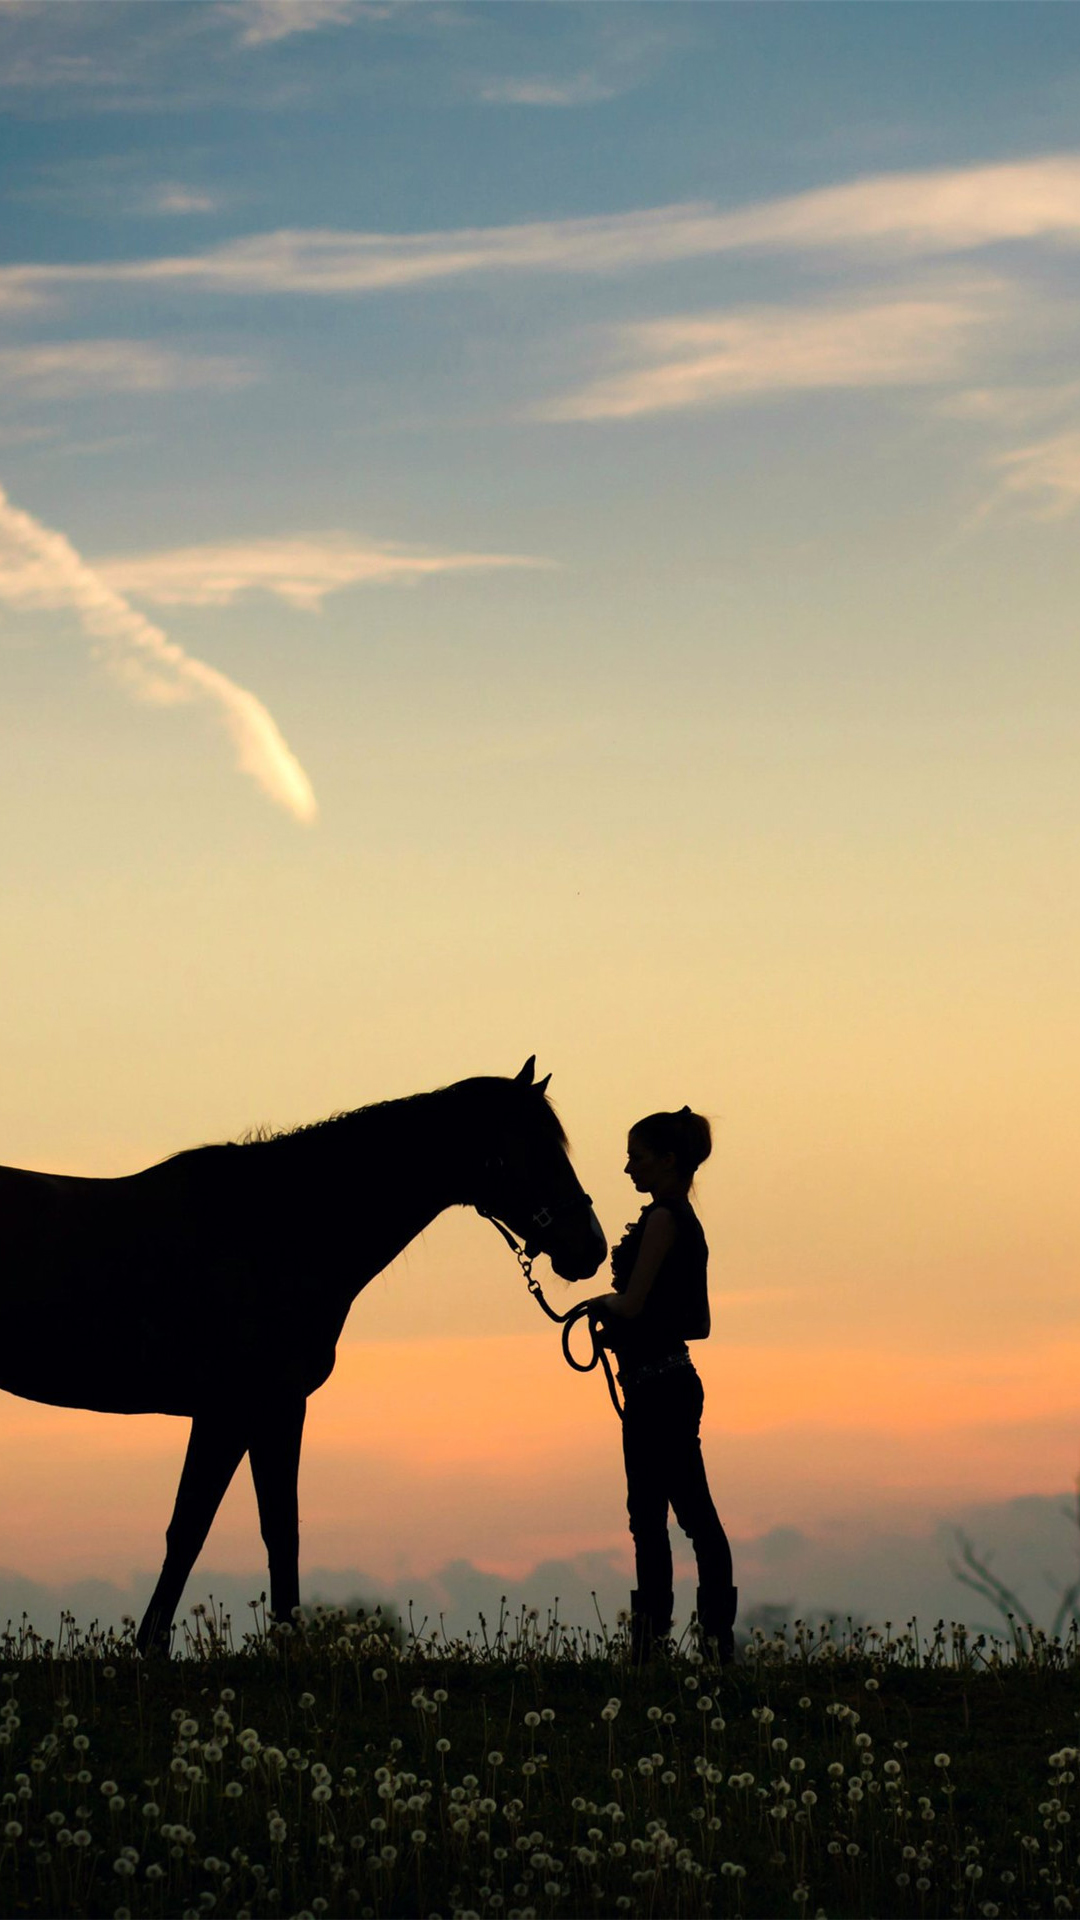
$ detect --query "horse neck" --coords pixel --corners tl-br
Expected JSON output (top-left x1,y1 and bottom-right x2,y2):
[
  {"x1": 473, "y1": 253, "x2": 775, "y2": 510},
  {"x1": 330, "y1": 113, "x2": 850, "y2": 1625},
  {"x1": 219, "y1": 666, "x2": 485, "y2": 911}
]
[{"x1": 267, "y1": 1084, "x2": 489, "y2": 1290}]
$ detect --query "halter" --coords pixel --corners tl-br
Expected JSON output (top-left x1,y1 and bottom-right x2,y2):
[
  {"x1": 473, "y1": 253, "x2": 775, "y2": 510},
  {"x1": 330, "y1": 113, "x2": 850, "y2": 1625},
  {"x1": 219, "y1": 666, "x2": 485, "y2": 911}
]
[{"x1": 476, "y1": 1200, "x2": 624, "y2": 1420}]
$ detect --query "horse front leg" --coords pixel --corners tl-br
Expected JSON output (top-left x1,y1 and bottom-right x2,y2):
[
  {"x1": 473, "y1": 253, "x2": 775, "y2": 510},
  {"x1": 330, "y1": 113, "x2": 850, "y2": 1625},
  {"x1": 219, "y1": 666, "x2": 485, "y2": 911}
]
[
  {"x1": 249, "y1": 1395, "x2": 307, "y2": 1629},
  {"x1": 137, "y1": 1412, "x2": 249, "y2": 1656}
]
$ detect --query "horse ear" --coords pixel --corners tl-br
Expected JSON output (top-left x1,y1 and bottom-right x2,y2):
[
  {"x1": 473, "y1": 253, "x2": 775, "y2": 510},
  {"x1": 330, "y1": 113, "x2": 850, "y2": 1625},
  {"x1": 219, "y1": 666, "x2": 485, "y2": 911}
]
[
  {"x1": 534, "y1": 1072, "x2": 551, "y2": 1097},
  {"x1": 515, "y1": 1057, "x2": 536, "y2": 1085}
]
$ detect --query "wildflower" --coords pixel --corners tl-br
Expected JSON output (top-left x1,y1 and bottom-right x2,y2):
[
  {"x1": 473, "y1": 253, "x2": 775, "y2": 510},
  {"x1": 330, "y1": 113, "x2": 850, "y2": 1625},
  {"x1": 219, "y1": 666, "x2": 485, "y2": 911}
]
[
  {"x1": 73, "y1": 1830, "x2": 92, "y2": 1848},
  {"x1": 524, "y1": 1712, "x2": 540, "y2": 1728},
  {"x1": 298, "y1": 1693, "x2": 315, "y2": 1709},
  {"x1": 934, "y1": 1753, "x2": 951, "y2": 1768},
  {"x1": 4, "y1": 1820, "x2": 22, "y2": 1839},
  {"x1": 487, "y1": 1752, "x2": 504, "y2": 1767},
  {"x1": 268, "y1": 1817, "x2": 287, "y2": 1843},
  {"x1": 225, "y1": 1783, "x2": 243, "y2": 1799},
  {"x1": 373, "y1": 1668, "x2": 387, "y2": 1683},
  {"x1": 436, "y1": 1738, "x2": 450, "y2": 1754},
  {"x1": 433, "y1": 1689, "x2": 448, "y2": 1703}
]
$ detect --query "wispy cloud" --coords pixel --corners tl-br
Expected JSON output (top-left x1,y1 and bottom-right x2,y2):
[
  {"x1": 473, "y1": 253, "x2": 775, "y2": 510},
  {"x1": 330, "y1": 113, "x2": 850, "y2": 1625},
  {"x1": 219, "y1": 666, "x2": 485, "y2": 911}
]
[
  {"x1": 100, "y1": 533, "x2": 547, "y2": 612},
  {"x1": 674, "y1": 153, "x2": 1080, "y2": 258},
  {"x1": 476, "y1": 14, "x2": 677, "y2": 112},
  {"x1": 984, "y1": 429, "x2": 1080, "y2": 520},
  {"x1": 0, "y1": 340, "x2": 256, "y2": 399},
  {"x1": 228, "y1": 0, "x2": 379, "y2": 48},
  {"x1": 6, "y1": 155, "x2": 1080, "y2": 305},
  {"x1": 0, "y1": 485, "x2": 317, "y2": 824},
  {"x1": 937, "y1": 381, "x2": 1080, "y2": 428},
  {"x1": 539, "y1": 289, "x2": 993, "y2": 422},
  {"x1": 478, "y1": 74, "x2": 621, "y2": 109},
  {"x1": 149, "y1": 186, "x2": 219, "y2": 216}
]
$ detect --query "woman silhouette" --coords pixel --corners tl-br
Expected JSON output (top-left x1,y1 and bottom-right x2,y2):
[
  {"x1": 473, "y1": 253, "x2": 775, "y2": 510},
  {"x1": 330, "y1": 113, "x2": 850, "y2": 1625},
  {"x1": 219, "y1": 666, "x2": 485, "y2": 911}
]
[{"x1": 587, "y1": 1108, "x2": 736, "y2": 1662}]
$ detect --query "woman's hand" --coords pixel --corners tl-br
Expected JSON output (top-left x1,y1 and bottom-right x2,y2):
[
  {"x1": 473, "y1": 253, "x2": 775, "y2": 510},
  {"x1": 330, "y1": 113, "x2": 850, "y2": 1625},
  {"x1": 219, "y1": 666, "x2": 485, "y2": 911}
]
[{"x1": 585, "y1": 1292, "x2": 630, "y2": 1321}]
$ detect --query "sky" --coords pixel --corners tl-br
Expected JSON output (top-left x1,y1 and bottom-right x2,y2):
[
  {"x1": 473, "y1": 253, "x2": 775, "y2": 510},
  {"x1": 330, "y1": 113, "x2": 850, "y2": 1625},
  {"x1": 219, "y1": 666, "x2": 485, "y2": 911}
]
[{"x1": 1, "y1": 0, "x2": 1079, "y2": 1639}]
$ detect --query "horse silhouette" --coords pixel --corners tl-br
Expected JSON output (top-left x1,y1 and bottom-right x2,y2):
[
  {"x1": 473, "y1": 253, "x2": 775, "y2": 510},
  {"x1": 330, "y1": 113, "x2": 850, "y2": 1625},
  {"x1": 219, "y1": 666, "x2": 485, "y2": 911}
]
[{"x1": 0, "y1": 1059, "x2": 605, "y2": 1653}]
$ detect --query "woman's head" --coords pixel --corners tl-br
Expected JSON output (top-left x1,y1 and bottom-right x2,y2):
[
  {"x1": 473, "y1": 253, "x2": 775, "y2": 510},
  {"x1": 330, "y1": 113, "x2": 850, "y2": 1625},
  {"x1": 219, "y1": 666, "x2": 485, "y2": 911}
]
[{"x1": 625, "y1": 1106, "x2": 712, "y2": 1195}]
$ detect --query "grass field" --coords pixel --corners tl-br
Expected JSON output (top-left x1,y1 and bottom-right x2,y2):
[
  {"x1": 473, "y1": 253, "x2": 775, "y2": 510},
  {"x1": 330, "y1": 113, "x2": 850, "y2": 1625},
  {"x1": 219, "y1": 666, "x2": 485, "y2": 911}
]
[{"x1": 1, "y1": 1602, "x2": 1079, "y2": 1919}]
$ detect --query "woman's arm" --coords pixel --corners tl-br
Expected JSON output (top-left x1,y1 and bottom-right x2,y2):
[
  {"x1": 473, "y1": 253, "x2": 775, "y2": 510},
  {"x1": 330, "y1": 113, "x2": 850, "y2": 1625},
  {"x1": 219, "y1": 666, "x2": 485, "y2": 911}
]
[{"x1": 584, "y1": 1208, "x2": 676, "y2": 1322}]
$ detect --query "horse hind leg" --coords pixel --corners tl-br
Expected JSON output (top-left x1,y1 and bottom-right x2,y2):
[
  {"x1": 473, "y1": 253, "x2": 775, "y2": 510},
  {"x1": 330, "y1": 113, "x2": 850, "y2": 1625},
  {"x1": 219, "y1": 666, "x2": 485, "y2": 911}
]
[
  {"x1": 137, "y1": 1412, "x2": 249, "y2": 1656},
  {"x1": 248, "y1": 1395, "x2": 307, "y2": 1630}
]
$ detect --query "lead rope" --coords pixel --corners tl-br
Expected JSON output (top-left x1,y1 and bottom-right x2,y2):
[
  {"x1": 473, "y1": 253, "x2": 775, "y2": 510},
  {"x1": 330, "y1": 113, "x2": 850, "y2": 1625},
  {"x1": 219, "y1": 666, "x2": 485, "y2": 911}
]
[{"x1": 479, "y1": 1214, "x2": 624, "y2": 1420}]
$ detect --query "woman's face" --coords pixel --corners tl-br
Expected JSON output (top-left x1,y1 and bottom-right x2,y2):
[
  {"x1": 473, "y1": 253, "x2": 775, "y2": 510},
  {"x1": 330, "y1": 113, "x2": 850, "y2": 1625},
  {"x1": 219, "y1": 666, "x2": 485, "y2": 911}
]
[{"x1": 625, "y1": 1131, "x2": 675, "y2": 1194}]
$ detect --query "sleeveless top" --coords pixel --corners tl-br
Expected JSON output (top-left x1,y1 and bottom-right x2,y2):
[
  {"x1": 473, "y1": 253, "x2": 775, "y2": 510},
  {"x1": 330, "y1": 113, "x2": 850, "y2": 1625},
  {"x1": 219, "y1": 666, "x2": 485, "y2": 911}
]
[{"x1": 606, "y1": 1196, "x2": 709, "y2": 1371}]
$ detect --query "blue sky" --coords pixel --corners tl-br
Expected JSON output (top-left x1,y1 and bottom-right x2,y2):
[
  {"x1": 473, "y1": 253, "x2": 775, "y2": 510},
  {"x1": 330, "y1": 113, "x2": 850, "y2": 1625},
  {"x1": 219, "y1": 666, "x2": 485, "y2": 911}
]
[{"x1": 2, "y1": 2, "x2": 1080, "y2": 1620}]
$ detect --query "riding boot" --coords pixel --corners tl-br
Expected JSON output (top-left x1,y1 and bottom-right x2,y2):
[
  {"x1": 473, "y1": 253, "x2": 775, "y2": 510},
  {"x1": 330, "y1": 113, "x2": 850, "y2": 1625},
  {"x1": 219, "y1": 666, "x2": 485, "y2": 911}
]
[
  {"x1": 630, "y1": 1589, "x2": 674, "y2": 1664},
  {"x1": 696, "y1": 1584, "x2": 738, "y2": 1665}
]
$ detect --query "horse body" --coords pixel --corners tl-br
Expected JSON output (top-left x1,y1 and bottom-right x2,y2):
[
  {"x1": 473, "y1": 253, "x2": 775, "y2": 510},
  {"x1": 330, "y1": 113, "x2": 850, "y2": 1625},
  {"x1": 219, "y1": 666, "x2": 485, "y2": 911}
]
[{"x1": 0, "y1": 1063, "x2": 605, "y2": 1649}]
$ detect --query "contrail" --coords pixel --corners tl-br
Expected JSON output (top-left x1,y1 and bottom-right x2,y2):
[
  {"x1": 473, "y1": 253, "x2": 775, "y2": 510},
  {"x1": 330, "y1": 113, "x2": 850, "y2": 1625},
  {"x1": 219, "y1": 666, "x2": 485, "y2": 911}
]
[{"x1": 0, "y1": 484, "x2": 317, "y2": 823}]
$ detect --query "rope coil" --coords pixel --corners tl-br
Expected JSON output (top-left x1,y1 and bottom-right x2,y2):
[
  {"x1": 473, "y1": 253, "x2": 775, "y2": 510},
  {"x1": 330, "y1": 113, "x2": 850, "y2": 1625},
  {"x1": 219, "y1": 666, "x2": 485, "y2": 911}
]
[{"x1": 479, "y1": 1212, "x2": 624, "y2": 1419}]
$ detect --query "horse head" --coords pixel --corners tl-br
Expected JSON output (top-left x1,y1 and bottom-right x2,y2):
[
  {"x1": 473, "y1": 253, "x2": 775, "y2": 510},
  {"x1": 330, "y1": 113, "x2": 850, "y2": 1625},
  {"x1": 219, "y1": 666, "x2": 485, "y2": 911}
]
[{"x1": 471, "y1": 1058, "x2": 606, "y2": 1282}]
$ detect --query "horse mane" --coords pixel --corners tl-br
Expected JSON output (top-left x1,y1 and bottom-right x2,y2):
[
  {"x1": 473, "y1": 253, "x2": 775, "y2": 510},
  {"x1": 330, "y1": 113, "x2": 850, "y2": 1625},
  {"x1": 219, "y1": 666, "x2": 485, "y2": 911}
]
[{"x1": 232, "y1": 1075, "x2": 567, "y2": 1152}]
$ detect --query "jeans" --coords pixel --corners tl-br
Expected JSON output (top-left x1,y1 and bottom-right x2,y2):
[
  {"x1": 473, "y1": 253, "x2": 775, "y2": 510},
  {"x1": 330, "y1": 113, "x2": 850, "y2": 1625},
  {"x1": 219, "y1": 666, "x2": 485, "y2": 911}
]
[{"x1": 622, "y1": 1365, "x2": 733, "y2": 1608}]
